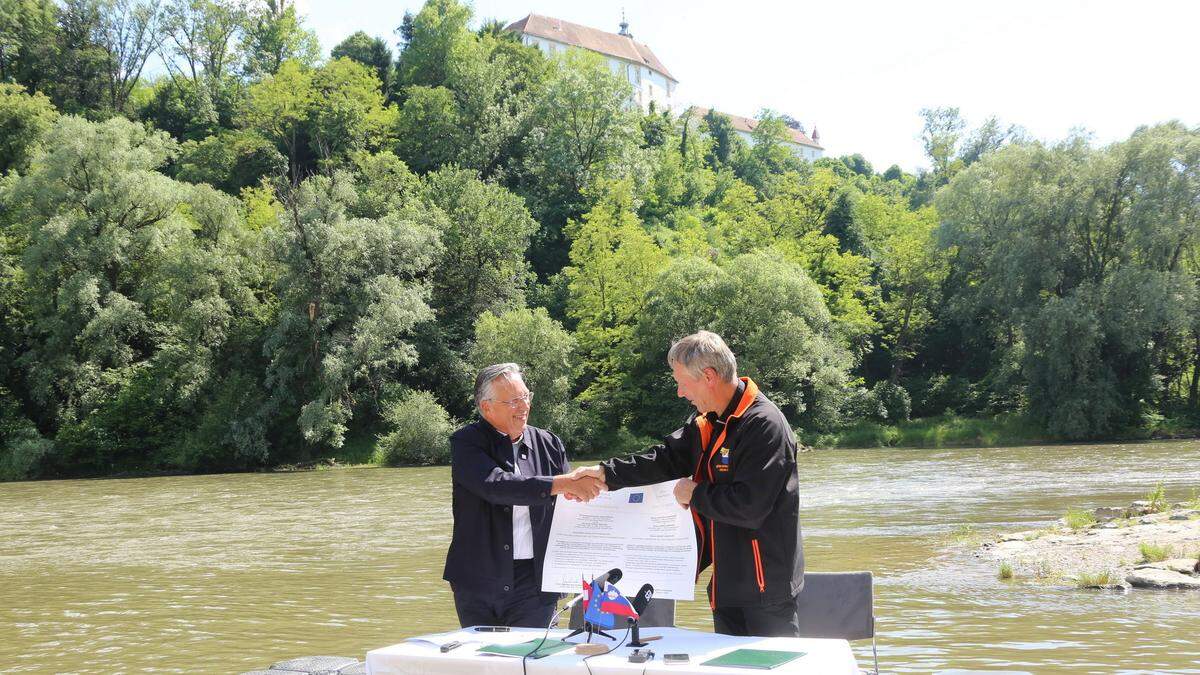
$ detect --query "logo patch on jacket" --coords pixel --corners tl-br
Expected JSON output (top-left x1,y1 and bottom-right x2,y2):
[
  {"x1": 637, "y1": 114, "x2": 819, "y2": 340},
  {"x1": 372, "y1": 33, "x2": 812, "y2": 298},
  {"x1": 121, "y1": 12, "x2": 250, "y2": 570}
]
[{"x1": 716, "y1": 447, "x2": 731, "y2": 472}]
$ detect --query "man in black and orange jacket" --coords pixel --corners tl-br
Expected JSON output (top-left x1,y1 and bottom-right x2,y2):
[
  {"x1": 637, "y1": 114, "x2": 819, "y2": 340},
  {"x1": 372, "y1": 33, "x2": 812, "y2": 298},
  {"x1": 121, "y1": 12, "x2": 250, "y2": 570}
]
[{"x1": 576, "y1": 331, "x2": 804, "y2": 637}]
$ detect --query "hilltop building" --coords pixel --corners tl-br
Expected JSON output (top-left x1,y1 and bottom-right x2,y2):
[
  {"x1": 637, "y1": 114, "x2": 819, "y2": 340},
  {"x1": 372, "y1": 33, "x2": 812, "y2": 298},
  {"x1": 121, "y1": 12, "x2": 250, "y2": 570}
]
[{"x1": 689, "y1": 107, "x2": 824, "y2": 161}]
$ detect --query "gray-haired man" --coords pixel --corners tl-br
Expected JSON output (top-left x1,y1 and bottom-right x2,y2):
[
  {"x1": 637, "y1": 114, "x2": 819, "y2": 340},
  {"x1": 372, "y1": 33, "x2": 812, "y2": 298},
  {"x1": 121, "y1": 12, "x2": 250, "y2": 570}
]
[
  {"x1": 443, "y1": 363, "x2": 604, "y2": 628},
  {"x1": 570, "y1": 331, "x2": 804, "y2": 637}
]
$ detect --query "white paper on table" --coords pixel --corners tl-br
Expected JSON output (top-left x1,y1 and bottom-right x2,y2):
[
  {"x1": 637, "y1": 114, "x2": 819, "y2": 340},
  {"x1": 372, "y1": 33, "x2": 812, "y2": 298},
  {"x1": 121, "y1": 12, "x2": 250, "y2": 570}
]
[{"x1": 541, "y1": 480, "x2": 696, "y2": 600}]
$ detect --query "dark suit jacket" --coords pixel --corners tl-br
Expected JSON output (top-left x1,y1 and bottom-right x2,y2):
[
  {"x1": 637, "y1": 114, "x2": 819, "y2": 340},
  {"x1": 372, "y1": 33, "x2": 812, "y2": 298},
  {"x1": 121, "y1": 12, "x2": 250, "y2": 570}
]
[{"x1": 442, "y1": 417, "x2": 569, "y2": 601}]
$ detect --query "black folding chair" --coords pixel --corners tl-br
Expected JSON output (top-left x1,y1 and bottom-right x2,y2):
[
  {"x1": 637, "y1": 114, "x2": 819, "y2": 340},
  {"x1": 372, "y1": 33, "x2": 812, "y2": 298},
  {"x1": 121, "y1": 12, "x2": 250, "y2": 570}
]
[{"x1": 795, "y1": 571, "x2": 878, "y2": 674}]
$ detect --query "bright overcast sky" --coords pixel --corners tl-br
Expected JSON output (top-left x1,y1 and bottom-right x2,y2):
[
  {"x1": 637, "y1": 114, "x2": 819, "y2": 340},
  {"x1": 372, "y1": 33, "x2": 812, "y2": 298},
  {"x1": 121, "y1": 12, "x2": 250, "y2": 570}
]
[{"x1": 297, "y1": 0, "x2": 1200, "y2": 172}]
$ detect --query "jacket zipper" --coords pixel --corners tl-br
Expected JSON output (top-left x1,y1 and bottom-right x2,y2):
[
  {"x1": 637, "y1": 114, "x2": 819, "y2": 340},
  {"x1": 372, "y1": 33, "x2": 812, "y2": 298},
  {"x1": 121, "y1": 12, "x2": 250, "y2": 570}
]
[{"x1": 751, "y1": 538, "x2": 766, "y2": 593}]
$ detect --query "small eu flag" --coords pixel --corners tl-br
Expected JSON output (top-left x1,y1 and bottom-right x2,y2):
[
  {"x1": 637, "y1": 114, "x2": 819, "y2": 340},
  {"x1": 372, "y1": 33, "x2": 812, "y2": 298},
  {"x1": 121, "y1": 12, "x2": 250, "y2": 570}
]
[{"x1": 629, "y1": 493, "x2": 644, "y2": 504}]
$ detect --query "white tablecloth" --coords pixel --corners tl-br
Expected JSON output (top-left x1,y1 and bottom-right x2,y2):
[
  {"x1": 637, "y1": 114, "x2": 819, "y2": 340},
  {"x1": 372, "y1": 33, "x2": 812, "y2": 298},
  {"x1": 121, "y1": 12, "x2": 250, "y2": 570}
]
[{"x1": 365, "y1": 625, "x2": 860, "y2": 674}]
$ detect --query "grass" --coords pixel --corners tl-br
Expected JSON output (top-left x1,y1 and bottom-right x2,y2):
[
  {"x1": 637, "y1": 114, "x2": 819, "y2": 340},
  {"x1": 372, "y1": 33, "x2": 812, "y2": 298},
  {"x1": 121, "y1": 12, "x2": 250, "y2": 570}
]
[
  {"x1": 1139, "y1": 542, "x2": 1174, "y2": 563},
  {"x1": 1032, "y1": 558, "x2": 1056, "y2": 580},
  {"x1": 951, "y1": 523, "x2": 984, "y2": 545},
  {"x1": 1146, "y1": 481, "x2": 1169, "y2": 513},
  {"x1": 998, "y1": 562, "x2": 1013, "y2": 580},
  {"x1": 1076, "y1": 570, "x2": 1116, "y2": 588},
  {"x1": 1064, "y1": 508, "x2": 1097, "y2": 530}
]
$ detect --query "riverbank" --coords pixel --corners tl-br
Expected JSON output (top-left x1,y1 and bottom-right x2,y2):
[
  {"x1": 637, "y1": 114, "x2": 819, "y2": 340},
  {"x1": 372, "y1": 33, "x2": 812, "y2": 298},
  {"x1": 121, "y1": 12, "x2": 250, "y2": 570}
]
[
  {"x1": 272, "y1": 417, "x2": 1200, "y2": 474},
  {"x1": 299, "y1": 414, "x2": 1200, "y2": 471},
  {"x1": 799, "y1": 413, "x2": 1200, "y2": 450},
  {"x1": 976, "y1": 500, "x2": 1200, "y2": 589}
]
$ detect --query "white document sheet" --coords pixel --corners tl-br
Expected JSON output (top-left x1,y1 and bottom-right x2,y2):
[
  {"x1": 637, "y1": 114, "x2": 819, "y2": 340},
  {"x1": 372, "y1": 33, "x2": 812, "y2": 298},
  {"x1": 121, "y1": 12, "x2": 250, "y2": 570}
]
[{"x1": 541, "y1": 480, "x2": 697, "y2": 600}]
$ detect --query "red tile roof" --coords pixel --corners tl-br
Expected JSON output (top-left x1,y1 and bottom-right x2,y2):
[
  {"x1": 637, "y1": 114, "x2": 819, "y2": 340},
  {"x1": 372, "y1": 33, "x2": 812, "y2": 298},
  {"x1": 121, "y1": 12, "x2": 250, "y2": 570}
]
[
  {"x1": 688, "y1": 107, "x2": 822, "y2": 149},
  {"x1": 505, "y1": 13, "x2": 677, "y2": 82}
]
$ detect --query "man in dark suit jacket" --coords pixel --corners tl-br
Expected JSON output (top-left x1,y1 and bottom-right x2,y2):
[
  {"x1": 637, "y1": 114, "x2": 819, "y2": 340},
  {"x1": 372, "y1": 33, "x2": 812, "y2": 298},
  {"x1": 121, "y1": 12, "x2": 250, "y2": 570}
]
[{"x1": 443, "y1": 363, "x2": 604, "y2": 628}]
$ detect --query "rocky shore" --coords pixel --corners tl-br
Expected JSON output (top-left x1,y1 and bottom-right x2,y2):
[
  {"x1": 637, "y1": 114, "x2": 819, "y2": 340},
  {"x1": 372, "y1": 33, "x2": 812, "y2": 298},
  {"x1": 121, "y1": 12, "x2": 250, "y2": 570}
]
[{"x1": 978, "y1": 501, "x2": 1200, "y2": 590}]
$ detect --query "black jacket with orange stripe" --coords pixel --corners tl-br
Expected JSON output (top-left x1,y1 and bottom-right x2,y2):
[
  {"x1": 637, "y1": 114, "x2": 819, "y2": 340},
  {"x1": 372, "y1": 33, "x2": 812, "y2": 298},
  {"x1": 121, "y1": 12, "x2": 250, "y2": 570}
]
[{"x1": 601, "y1": 377, "x2": 804, "y2": 608}]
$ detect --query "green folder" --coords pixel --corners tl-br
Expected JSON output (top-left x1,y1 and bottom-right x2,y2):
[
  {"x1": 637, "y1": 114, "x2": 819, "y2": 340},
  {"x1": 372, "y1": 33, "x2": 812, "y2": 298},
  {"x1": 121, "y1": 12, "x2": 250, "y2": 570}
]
[
  {"x1": 700, "y1": 648, "x2": 807, "y2": 669},
  {"x1": 476, "y1": 638, "x2": 575, "y2": 659}
]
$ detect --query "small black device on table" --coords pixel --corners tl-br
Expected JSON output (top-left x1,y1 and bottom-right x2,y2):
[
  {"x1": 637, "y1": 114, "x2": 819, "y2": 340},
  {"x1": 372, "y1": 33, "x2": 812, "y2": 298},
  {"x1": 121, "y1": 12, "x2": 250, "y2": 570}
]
[{"x1": 628, "y1": 648, "x2": 654, "y2": 663}]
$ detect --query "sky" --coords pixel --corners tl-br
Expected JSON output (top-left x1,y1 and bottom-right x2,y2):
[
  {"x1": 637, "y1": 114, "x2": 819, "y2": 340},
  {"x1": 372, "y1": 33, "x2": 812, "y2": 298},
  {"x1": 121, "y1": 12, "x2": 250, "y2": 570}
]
[{"x1": 296, "y1": 0, "x2": 1200, "y2": 172}]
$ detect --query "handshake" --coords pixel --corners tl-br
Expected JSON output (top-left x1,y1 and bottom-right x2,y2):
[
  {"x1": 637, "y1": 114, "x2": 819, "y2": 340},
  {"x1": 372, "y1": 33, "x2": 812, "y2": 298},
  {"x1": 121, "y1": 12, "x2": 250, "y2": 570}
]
[
  {"x1": 550, "y1": 466, "x2": 608, "y2": 502},
  {"x1": 549, "y1": 466, "x2": 700, "y2": 509}
]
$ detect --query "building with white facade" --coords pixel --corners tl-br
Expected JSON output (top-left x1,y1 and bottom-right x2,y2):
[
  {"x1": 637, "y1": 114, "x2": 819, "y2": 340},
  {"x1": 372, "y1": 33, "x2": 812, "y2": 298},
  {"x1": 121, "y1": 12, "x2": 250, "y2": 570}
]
[
  {"x1": 506, "y1": 14, "x2": 826, "y2": 159},
  {"x1": 689, "y1": 107, "x2": 824, "y2": 161},
  {"x1": 505, "y1": 13, "x2": 677, "y2": 113}
]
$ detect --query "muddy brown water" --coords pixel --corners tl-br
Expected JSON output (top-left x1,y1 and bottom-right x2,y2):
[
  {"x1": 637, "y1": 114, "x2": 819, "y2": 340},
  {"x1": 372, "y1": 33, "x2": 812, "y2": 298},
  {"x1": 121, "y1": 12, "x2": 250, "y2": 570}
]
[{"x1": 2, "y1": 440, "x2": 1199, "y2": 673}]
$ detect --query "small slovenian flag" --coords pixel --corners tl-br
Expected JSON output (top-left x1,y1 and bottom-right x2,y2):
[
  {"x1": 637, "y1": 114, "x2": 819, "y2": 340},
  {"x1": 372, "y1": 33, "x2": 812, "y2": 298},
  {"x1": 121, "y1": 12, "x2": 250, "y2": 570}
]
[{"x1": 597, "y1": 585, "x2": 640, "y2": 620}]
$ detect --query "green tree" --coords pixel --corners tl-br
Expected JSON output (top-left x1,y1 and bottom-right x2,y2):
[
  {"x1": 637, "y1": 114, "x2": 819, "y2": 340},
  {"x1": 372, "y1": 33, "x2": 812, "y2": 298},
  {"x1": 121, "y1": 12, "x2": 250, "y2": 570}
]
[
  {"x1": 0, "y1": 0, "x2": 58, "y2": 87},
  {"x1": 564, "y1": 180, "x2": 667, "y2": 424},
  {"x1": 840, "y1": 153, "x2": 873, "y2": 177},
  {"x1": 420, "y1": 166, "x2": 537, "y2": 348},
  {"x1": 701, "y1": 108, "x2": 742, "y2": 168},
  {"x1": 46, "y1": 0, "x2": 109, "y2": 115},
  {"x1": 138, "y1": 75, "x2": 220, "y2": 140},
  {"x1": 151, "y1": 0, "x2": 248, "y2": 134},
  {"x1": 856, "y1": 194, "x2": 948, "y2": 383},
  {"x1": 470, "y1": 307, "x2": 576, "y2": 439},
  {"x1": 920, "y1": 106, "x2": 965, "y2": 185},
  {"x1": 0, "y1": 386, "x2": 52, "y2": 480},
  {"x1": 522, "y1": 49, "x2": 640, "y2": 275},
  {"x1": 735, "y1": 109, "x2": 804, "y2": 192},
  {"x1": 373, "y1": 388, "x2": 456, "y2": 465},
  {"x1": 345, "y1": 149, "x2": 420, "y2": 219},
  {"x1": 239, "y1": 58, "x2": 313, "y2": 180},
  {"x1": 392, "y1": 84, "x2": 461, "y2": 173},
  {"x1": 393, "y1": 0, "x2": 469, "y2": 89},
  {"x1": 0, "y1": 82, "x2": 56, "y2": 174},
  {"x1": 937, "y1": 123, "x2": 1200, "y2": 436},
  {"x1": 307, "y1": 57, "x2": 395, "y2": 170},
  {"x1": 240, "y1": 0, "x2": 318, "y2": 79},
  {"x1": 331, "y1": 30, "x2": 392, "y2": 93},
  {"x1": 444, "y1": 29, "x2": 546, "y2": 177},
  {"x1": 3, "y1": 115, "x2": 272, "y2": 473},
  {"x1": 157, "y1": 0, "x2": 247, "y2": 83},
  {"x1": 629, "y1": 249, "x2": 855, "y2": 435},
  {"x1": 175, "y1": 128, "x2": 285, "y2": 192},
  {"x1": 94, "y1": 0, "x2": 162, "y2": 113},
  {"x1": 263, "y1": 171, "x2": 442, "y2": 449}
]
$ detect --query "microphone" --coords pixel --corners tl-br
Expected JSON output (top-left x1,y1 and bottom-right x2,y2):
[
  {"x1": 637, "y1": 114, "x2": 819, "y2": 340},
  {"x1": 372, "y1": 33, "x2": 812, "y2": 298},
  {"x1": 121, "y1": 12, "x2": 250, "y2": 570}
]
[
  {"x1": 630, "y1": 583, "x2": 654, "y2": 617},
  {"x1": 626, "y1": 582, "x2": 655, "y2": 647},
  {"x1": 562, "y1": 568, "x2": 622, "y2": 610}
]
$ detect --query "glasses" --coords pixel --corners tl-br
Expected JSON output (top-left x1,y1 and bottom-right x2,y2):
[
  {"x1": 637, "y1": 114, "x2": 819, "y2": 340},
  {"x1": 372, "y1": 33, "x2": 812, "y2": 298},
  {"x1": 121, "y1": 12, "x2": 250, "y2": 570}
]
[{"x1": 489, "y1": 392, "x2": 534, "y2": 409}]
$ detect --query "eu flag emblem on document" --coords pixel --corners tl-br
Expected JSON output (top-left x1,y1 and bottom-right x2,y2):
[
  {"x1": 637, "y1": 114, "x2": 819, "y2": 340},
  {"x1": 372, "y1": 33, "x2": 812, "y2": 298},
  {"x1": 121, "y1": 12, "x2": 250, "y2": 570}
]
[{"x1": 628, "y1": 493, "x2": 644, "y2": 504}]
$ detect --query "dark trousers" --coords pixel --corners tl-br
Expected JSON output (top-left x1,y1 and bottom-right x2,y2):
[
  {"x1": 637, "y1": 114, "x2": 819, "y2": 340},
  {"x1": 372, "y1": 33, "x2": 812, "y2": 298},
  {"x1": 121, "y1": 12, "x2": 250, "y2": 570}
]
[
  {"x1": 451, "y1": 559, "x2": 557, "y2": 629},
  {"x1": 712, "y1": 597, "x2": 800, "y2": 637}
]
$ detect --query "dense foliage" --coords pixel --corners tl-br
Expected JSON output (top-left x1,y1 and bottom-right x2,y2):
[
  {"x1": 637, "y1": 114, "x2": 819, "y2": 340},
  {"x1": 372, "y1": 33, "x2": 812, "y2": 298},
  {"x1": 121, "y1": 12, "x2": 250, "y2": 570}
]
[{"x1": 1, "y1": 1, "x2": 1198, "y2": 479}]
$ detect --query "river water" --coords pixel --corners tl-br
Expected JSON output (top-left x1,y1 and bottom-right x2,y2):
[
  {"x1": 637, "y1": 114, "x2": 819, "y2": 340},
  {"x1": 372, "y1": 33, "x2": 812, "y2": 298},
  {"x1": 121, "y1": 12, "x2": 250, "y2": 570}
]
[{"x1": 2, "y1": 440, "x2": 1199, "y2": 673}]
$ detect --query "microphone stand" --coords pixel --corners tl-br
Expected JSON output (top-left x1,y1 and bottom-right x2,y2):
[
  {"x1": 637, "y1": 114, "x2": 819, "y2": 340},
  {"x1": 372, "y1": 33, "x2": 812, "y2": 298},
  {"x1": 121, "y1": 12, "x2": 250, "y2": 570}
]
[
  {"x1": 562, "y1": 577, "x2": 618, "y2": 642},
  {"x1": 565, "y1": 620, "x2": 615, "y2": 642},
  {"x1": 627, "y1": 618, "x2": 649, "y2": 647}
]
